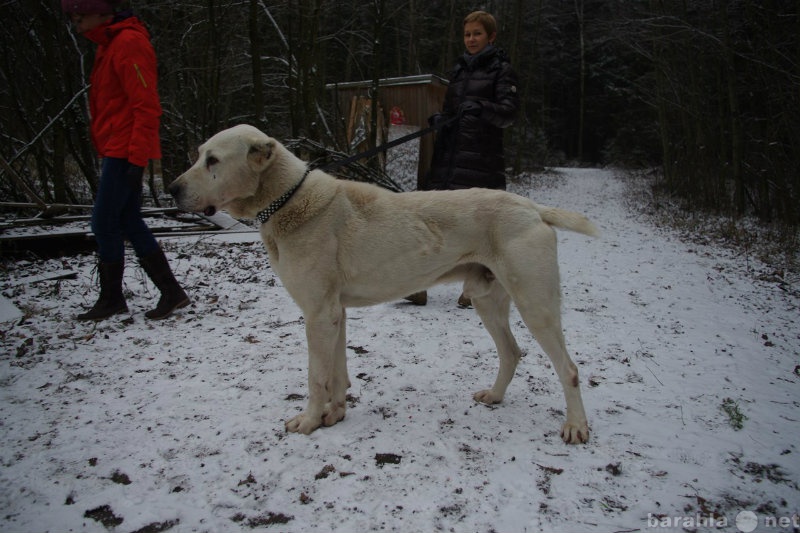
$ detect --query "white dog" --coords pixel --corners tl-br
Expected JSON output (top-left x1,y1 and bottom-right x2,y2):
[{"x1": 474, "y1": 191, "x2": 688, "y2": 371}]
[{"x1": 170, "y1": 124, "x2": 597, "y2": 444}]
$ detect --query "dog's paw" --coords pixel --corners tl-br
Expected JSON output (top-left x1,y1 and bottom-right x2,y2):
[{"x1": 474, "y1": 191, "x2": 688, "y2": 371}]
[
  {"x1": 560, "y1": 421, "x2": 590, "y2": 444},
  {"x1": 473, "y1": 389, "x2": 503, "y2": 405},
  {"x1": 322, "y1": 403, "x2": 346, "y2": 427},
  {"x1": 285, "y1": 413, "x2": 322, "y2": 435}
]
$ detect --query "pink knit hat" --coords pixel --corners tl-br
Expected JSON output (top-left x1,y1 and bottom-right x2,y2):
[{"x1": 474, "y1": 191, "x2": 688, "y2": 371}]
[{"x1": 60, "y1": 0, "x2": 121, "y2": 14}]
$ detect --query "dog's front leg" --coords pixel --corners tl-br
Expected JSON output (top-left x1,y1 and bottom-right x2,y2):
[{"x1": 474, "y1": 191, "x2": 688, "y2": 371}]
[
  {"x1": 285, "y1": 307, "x2": 348, "y2": 434},
  {"x1": 324, "y1": 307, "x2": 349, "y2": 427}
]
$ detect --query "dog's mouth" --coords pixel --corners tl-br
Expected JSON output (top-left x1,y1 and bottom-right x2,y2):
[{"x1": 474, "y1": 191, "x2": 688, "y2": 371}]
[{"x1": 203, "y1": 206, "x2": 217, "y2": 217}]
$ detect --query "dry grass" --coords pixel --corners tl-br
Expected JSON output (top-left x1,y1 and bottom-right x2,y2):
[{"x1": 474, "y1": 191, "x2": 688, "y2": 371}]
[{"x1": 621, "y1": 169, "x2": 800, "y2": 294}]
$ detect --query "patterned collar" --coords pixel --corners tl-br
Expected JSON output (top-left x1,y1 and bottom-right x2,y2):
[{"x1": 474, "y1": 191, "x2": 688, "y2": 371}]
[{"x1": 255, "y1": 168, "x2": 311, "y2": 225}]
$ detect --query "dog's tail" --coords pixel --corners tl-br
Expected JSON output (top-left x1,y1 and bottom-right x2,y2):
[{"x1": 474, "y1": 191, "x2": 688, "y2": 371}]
[{"x1": 533, "y1": 204, "x2": 600, "y2": 237}]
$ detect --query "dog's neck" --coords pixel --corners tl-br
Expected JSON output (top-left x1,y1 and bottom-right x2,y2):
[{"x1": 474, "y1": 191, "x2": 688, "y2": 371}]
[{"x1": 255, "y1": 167, "x2": 311, "y2": 225}]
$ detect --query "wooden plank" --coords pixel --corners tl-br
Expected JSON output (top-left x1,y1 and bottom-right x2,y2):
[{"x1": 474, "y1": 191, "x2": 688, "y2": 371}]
[
  {"x1": 0, "y1": 207, "x2": 185, "y2": 229},
  {"x1": 0, "y1": 215, "x2": 93, "y2": 228},
  {"x1": 0, "y1": 202, "x2": 94, "y2": 210},
  {"x1": 7, "y1": 270, "x2": 77, "y2": 286}
]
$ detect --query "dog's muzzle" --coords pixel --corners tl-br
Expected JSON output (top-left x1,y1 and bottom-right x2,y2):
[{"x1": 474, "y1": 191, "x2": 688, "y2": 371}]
[
  {"x1": 168, "y1": 181, "x2": 217, "y2": 217},
  {"x1": 167, "y1": 181, "x2": 182, "y2": 203}
]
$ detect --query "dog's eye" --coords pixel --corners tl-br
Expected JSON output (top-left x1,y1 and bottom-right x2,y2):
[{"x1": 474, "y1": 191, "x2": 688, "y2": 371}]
[{"x1": 206, "y1": 156, "x2": 219, "y2": 169}]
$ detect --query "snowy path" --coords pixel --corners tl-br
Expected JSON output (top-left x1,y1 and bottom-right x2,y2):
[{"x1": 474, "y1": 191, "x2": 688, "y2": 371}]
[{"x1": 1, "y1": 168, "x2": 798, "y2": 533}]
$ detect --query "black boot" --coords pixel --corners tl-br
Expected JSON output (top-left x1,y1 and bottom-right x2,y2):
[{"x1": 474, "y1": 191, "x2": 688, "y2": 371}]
[
  {"x1": 77, "y1": 261, "x2": 128, "y2": 320},
  {"x1": 140, "y1": 248, "x2": 190, "y2": 320}
]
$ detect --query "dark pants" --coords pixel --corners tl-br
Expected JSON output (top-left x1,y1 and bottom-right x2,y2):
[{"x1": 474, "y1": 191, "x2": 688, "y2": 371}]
[{"x1": 91, "y1": 157, "x2": 159, "y2": 263}]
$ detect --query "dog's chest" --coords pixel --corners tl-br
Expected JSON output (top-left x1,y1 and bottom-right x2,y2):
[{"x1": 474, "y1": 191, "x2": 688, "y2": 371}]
[{"x1": 261, "y1": 234, "x2": 278, "y2": 258}]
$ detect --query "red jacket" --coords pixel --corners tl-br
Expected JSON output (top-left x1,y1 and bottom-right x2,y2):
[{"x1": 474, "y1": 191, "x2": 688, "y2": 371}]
[{"x1": 84, "y1": 16, "x2": 161, "y2": 167}]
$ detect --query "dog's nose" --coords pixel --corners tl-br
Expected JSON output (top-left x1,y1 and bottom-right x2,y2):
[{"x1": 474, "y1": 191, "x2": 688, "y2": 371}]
[{"x1": 167, "y1": 181, "x2": 181, "y2": 200}]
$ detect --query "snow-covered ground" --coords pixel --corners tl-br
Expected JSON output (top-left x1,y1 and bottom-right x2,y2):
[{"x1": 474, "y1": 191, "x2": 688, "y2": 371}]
[{"x1": 1, "y1": 168, "x2": 798, "y2": 533}]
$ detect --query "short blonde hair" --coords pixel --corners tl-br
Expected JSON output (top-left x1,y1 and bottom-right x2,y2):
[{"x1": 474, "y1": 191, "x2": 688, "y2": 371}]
[{"x1": 463, "y1": 11, "x2": 497, "y2": 37}]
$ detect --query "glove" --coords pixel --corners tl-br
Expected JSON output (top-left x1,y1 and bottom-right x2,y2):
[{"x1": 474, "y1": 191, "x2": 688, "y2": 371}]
[
  {"x1": 428, "y1": 113, "x2": 446, "y2": 128},
  {"x1": 458, "y1": 100, "x2": 482, "y2": 117},
  {"x1": 124, "y1": 163, "x2": 145, "y2": 190}
]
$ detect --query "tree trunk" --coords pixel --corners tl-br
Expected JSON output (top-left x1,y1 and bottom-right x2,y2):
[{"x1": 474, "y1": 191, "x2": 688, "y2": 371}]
[
  {"x1": 368, "y1": 0, "x2": 385, "y2": 169},
  {"x1": 574, "y1": 0, "x2": 585, "y2": 162},
  {"x1": 441, "y1": 0, "x2": 458, "y2": 74},
  {"x1": 722, "y1": 4, "x2": 745, "y2": 216},
  {"x1": 249, "y1": 0, "x2": 265, "y2": 130}
]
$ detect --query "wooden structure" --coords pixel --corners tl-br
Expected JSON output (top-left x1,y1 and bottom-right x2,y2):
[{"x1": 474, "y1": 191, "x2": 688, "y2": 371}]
[
  {"x1": 327, "y1": 74, "x2": 448, "y2": 190},
  {"x1": 0, "y1": 205, "x2": 254, "y2": 258}
]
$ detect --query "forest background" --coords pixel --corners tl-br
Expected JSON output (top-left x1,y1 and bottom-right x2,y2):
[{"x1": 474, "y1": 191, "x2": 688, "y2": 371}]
[{"x1": 1, "y1": 0, "x2": 798, "y2": 230}]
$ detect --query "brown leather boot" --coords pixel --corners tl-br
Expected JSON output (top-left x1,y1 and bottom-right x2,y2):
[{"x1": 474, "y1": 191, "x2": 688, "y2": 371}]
[
  {"x1": 139, "y1": 248, "x2": 190, "y2": 320},
  {"x1": 76, "y1": 261, "x2": 128, "y2": 320}
]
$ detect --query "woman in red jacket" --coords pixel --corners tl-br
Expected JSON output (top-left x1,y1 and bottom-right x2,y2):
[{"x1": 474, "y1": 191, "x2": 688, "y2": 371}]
[{"x1": 63, "y1": 0, "x2": 189, "y2": 320}]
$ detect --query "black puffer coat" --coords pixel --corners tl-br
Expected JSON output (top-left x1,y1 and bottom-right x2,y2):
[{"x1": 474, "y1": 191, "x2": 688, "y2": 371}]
[{"x1": 425, "y1": 46, "x2": 519, "y2": 190}]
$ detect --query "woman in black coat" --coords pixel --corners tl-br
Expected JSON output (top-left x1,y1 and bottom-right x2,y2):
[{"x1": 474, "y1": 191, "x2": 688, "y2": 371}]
[
  {"x1": 405, "y1": 11, "x2": 520, "y2": 307},
  {"x1": 425, "y1": 10, "x2": 519, "y2": 191}
]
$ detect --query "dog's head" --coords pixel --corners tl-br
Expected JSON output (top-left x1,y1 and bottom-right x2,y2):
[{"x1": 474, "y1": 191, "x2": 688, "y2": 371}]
[{"x1": 169, "y1": 124, "x2": 280, "y2": 218}]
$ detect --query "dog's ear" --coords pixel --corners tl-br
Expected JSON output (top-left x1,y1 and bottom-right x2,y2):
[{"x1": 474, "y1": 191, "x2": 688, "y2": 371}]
[{"x1": 247, "y1": 139, "x2": 275, "y2": 170}]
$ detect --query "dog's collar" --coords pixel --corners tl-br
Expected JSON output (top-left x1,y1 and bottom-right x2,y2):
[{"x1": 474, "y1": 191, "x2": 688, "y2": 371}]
[{"x1": 255, "y1": 167, "x2": 311, "y2": 225}]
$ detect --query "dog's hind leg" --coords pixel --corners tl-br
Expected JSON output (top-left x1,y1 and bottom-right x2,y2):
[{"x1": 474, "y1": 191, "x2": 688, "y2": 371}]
[
  {"x1": 526, "y1": 315, "x2": 589, "y2": 444},
  {"x1": 286, "y1": 305, "x2": 347, "y2": 434},
  {"x1": 514, "y1": 278, "x2": 590, "y2": 444},
  {"x1": 465, "y1": 267, "x2": 523, "y2": 405}
]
